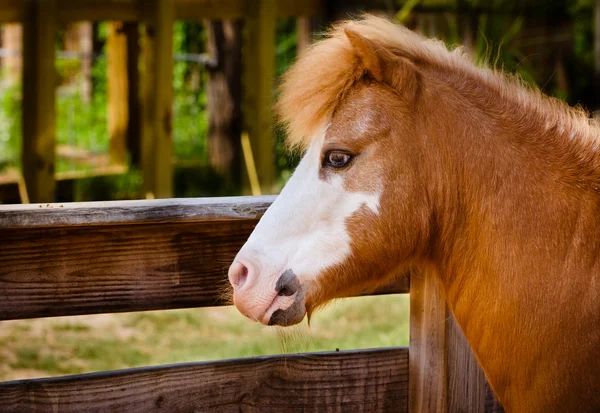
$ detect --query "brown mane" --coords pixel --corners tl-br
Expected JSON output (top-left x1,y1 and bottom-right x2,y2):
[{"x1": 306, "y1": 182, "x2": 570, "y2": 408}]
[{"x1": 277, "y1": 14, "x2": 600, "y2": 152}]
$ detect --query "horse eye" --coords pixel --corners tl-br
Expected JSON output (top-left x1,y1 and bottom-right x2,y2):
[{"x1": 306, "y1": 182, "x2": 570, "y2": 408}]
[{"x1": 324, "y1": 151, "x2": 352, "y2": 168}]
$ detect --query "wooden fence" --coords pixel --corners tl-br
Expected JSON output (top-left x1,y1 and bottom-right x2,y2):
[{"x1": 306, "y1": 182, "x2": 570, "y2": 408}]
[
  {"x1": 0, "y1": 0, "x2": 323, "y2": 204},
  {"x1": 0, "y1": 196, "x2": 503, "y2": 412}
]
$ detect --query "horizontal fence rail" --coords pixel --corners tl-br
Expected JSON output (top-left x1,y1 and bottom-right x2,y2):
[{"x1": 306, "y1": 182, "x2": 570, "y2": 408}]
[
  {"x1": 0, "y1": 347, "x2": 409, "y2": 413},
  {"x1": 0, "y1": 196, "x2": 504, "y2": 412},
  {"x1": 0, "y1": 196, "x2": 409, "y2": 321}
]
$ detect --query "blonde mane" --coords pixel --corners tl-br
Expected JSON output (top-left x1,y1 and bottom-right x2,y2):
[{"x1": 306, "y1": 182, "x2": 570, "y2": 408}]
[{"x1": 276, "y1": 14, "x2": 599, "y2": 150}]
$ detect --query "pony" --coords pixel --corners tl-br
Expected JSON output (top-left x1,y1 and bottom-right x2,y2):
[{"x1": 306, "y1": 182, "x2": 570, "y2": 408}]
[{"x1": 227, "y1": 15, "x2": 600, "y2": 413}]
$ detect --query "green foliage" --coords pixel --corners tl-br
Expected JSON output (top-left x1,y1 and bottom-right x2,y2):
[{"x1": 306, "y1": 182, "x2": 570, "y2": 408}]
[
  {"x1": 0, "y1": 81, "x2": 21, "y2": 171},
  {"x1": 56, "y1": 22, "x2": 109, "y2": 174},
  {"x1": 1, "y1": 4, "x2": 600, "y2": 197},
  {"x1": 172, "y1": 21, "x2": 208, "y2": 161}
]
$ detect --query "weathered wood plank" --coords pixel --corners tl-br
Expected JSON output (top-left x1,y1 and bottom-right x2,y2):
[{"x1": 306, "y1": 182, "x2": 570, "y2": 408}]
[
  {"x1": 409, "y1": 269, "x2": 448, "y2": 413},
  {"x1": 0, "y1": 218, "x2": 255, "y2": 319},
  {"x1": 21, "y1": 0, "x2": 57, "y2": 203},
  {"x1": 0, "y1": 348, "x2": 409, "y2": 413},
  {"x1": 485, "y1": 384, "x2": 505, "y2": 413},
  {"x1": 141, "y1": 0, "x2": 174, "y2": 199},
  {"x1": 447, "y1": 314, "x2": 487, "y2": 412},
  {"x1": 0, "y1": 196, "x2": 275, "y2": 227},
  {"x1": 409, "y1": 271, "x2": 504, "y2": 413},
  {"x1": 0, "y1": 197, "x2": 408, "y2": 320}
]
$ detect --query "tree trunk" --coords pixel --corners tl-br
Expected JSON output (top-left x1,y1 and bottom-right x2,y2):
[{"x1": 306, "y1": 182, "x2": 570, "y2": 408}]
[
  {"x1": 78, "y1": 22, "x2": 93, "y2": 103},
  {"x1": 206, "y1": 20, "x2": 243, "y2": 191}
]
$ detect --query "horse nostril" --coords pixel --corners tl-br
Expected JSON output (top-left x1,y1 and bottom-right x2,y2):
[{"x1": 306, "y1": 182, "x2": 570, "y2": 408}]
[
  {"x1": 275, "y1": 269, "x2": 301, "y2": 296},
  {"x1": 229, "y1": 261, "x2": 249, "y2": 289},
  {"x1": 277, "y1": 284, "x2": 296, "y2": 296}
]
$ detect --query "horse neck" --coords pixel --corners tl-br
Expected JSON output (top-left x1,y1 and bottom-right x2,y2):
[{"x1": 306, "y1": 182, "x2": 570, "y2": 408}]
[{"x1": 417, "y1": 76, "x2": 600, "y2": 411}]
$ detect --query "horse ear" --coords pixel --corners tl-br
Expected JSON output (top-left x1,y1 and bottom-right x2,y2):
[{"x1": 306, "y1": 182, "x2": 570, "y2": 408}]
[
  {"x1": 344, "y1": 27, "x2": 420, "y2": 94},
  {"x1": 344, "y1": 28, "x2": 385, "y2": 81}
]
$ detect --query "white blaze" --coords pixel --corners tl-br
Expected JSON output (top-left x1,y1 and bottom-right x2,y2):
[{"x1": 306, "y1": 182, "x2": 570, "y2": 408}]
[{"x1": 239, "y1": 134, "x2": 381, "y2": 284}]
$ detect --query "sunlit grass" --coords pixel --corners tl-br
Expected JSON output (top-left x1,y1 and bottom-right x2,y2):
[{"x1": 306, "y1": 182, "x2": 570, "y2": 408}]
[{"x1": 0, "y1": 294, "x2": 409, "y2": 381}]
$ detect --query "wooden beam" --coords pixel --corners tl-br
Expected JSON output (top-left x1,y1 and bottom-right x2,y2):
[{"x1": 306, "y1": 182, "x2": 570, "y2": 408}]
[
  {"x1": 0, "y1": 348, "x2": 408, "y2": 413},
  {"x1": 409, "y1": 270, "x2": 448, "y2": 413},
  {"x1": 0, "y1": 197, "x2": 409, "y2": 320},
  {"x1": 174, "y1": 0, "x2": 246, "y2": 20},
  {"x1": 0, "y1": 195, "x2": 274, "y2": 227},
  {"x1": 141, "y1": 0, "x2": 174, "y2": 198},
  {"x1": 175, "y1": 0, "x2": 323, "y2": 20},
  {"x1": 446, "y1": 315, "x2": 487, "y2": 412},
  {"x1": 107, "y1": 22, "x2": 129, "y2": 165},
  {"x1": 409, "y1": 271, "x2": 504, "y2": 413},
  {"x1": 276, "y1": 0, "x2": 323, "y2": 18},
  {"x1": 0, "y1": 0, "x2": 22, "y2": 22},
  {"x1": 243, "y1": 0, "x2": 276, "y2": 194},
  {"x1": 125, "y1": 22, "x2": 142, "y2": 166},
  {"x1": 58, "y1": 0, "x2": 141, "y2": 23},
  {"x1": 21, "y1": 0, "x2": 57, "y2": 203}
]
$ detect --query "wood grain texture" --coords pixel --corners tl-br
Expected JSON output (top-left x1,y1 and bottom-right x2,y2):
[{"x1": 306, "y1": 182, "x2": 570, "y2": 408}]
[
  {"x1": 485, "y1": 384, "x2": 506, "y2": 413},
  {"x1": 0, "y1": 348, "x2": 408, "y2": 413},
  {"x1": 447, "y1": 314, "x2": 486, "y2": 413},
  {"x1": 409, "y1": 269, "x2": 448, "y2": 413},
  {"x1": 0, "y1": 197, "x2": 408, "y2": 320},
  {"x1": 409, "y1": 271, "x2": 504, "y2": 413},
  {"x1": 0, "y1": 219, "x2": 254, "y2": 320},
  {"x1": 0, "y1": 196, "x2": 276, "y2": 227}
]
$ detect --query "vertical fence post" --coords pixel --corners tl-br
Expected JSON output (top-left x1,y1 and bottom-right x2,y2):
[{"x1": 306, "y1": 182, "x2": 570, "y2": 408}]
[
  {"x1": 21, "y1": 0, "x2": 57, "y2": 203},
  {"x1": 243, "y1": 0, "x2": 276, "y2": 194},
  {"x1": 409, "y1": 270, "x2": 448, "y2": 413},
  {"x1": 141, "y1": 0, "x2": 174, "y2": 199},
  {"x1": 409, "y1": 271, "x2": 496, "y2": 413},
  {"x1": 125, "y1": 23, "x2": 141, "y2": 167},
  {"x1": 106, "y1": 22, "x2": 140, "y2": 167},
  {"x1": 107, "y1": 22, "x2": 129, "y2": 166}
]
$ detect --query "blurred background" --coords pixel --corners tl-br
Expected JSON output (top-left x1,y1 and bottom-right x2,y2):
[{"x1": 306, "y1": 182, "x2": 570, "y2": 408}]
[{"x1": 0, "y1": 0, "x2": 598, "y2": 380}]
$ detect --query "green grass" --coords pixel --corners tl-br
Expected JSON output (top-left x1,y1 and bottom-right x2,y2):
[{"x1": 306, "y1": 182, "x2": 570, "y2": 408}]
[{"x1": 0, "y1": 294, "x2": 409, "y2": 381}]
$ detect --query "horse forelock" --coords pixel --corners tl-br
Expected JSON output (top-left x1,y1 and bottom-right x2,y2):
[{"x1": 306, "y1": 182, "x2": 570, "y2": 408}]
[{"x1": 277, "y1": 14, "x2": 600, "y2": 151}]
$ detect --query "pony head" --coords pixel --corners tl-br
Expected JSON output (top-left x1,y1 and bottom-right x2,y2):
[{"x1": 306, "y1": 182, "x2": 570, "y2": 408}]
[{"x1": 228, "y1": 16, "x2": 439, "y2": 326}]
